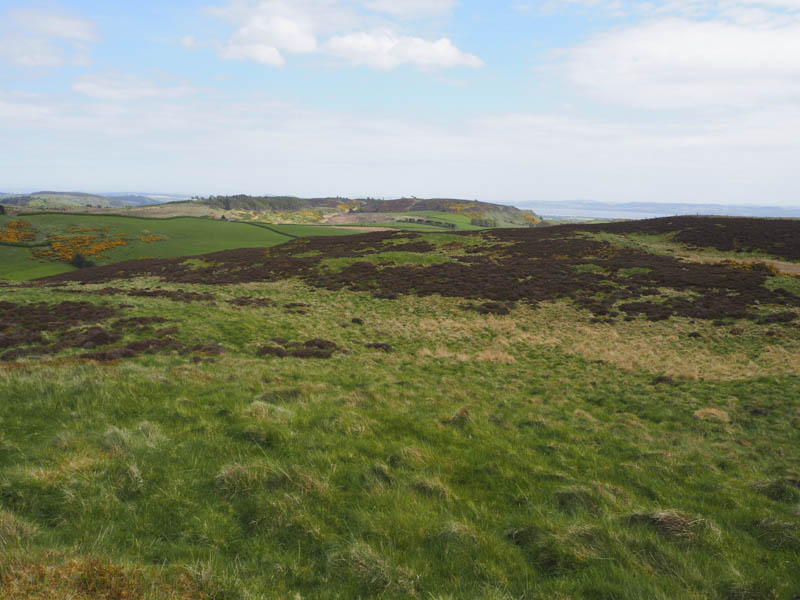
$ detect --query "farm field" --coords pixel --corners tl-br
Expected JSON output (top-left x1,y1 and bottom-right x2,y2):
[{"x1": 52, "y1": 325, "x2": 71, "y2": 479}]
[
  {"x1": 1, "y1": 216, "x2": 799, "y2": 599},
  {"x1": 0, "y1": 213, "x2": 354, "y2": 281}
]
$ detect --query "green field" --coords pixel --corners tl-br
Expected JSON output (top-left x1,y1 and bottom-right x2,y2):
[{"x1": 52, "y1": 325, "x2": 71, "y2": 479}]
[
  {"x1": 398, "y1": 211, "x2": 486, "y2": 230},
  {"x1": 1, "y1": 218, "x2": 799, "y2": 598},
  {"x1": 0, "y1": 214, "x2": 353, "y2": 281}
]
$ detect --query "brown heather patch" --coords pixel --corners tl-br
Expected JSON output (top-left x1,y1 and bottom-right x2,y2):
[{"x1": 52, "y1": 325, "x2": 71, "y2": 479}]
[{"x1": 38, "y1": 218, "x2": 800, "y2": 325}]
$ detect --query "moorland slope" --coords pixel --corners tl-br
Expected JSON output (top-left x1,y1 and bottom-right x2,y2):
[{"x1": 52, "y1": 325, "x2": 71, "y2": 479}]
[{"x1": 1, "y1": 216, "x2": 799, "y2": 599}]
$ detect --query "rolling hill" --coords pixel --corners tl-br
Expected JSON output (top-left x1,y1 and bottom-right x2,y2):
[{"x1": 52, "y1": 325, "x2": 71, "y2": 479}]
[
  {"x1": 0, "y1": 191, "x2": 166, "y2": 210},
  {"x1": 1, "y1": 216, "x2": 798, "y2": 598},
  {"x1": 193, "y1": 195, "x2": 541, "y2": 228}
]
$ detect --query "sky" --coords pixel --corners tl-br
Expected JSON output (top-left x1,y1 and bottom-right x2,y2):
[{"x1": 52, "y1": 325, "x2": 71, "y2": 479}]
[{"x1": 0, "y1": 0, "x2": 799, "y2": 208}]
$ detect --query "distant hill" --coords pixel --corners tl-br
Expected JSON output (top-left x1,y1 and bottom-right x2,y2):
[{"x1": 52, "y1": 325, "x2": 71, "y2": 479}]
[
  {"x1": 0, "y1": 191, "x2": 166, "y2": 209},
  {"x1": 104, "y1": 194, "x2": 161, "y2": 207},
  {"x1": 195, "y1": 195, "x2": 540, "y2": 227}
]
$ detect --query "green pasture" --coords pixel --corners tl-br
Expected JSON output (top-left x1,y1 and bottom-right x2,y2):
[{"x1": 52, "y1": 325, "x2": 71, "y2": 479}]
[
  {"x1": 0, "y1": 279, "x2": 798, "y2": 599},
  {"x1": 0, "y1": 214, "x2": 353, "y2": 281}
]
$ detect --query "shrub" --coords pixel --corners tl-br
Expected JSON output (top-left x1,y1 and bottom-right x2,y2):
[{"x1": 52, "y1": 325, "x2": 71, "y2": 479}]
[{"x1": 69, "y1": 253, "x2": 95, "y2": 269}]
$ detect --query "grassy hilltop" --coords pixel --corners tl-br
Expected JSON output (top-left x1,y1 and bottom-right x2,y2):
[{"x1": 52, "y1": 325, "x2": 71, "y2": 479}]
[{"x1": 1, "y1": 216, "x2": 799, "y2": 598}]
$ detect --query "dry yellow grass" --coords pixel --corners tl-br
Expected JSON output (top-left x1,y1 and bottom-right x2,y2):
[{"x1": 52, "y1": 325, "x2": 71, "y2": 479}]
[
  {"x1": 694, "y1": 408, "x2": 731, "y2": 422},
  {"x1": 677, "y1": 253, "x2": 800, "y2": 277}
]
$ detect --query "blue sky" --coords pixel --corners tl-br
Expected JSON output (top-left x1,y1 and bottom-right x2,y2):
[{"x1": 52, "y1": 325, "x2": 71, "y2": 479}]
[{"x1": 1, "y1": 0, "x2": 799, "y2": 207}]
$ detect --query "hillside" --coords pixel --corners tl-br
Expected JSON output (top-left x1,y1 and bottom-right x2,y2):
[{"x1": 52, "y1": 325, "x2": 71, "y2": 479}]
[
  {"x1": 1, "y1": 191, "x2": 164, "y2": 210},
  {"x1": 1, "y1": 216, "x2": 798, "y2": 598},
  {"x1": 0, "y1": 213, "x2": 353, "y2": 281},
  {"x1": 193, "y1": 195, "x2": 541, "y2": 228}
]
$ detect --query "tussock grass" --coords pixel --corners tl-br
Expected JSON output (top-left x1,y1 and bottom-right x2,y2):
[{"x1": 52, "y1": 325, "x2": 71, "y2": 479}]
[
  {"x1": 0, "y1": 509, "x2": 38, "y2": 547},
  {"x1": 624, "y1": 510, "x2": 714, "y2": 544},
  {"x1": 752, "y1": 518, "x2": 800, "y2": 550},
  {"x1": 330, "y1": 541, "x2": 418, "y2": 595},
  {"x1": 411, "y1": 477, "x2": 454, "y2": 500}
]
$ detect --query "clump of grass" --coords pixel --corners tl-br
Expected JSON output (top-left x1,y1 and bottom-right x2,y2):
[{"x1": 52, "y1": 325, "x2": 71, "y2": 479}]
[
  {"x1": 51, "y1": 431, "x2": 80, "y2": 451},
  {"x1": 752, "y1": 518, "x2": 800, "y2": 550},
  {"x1": 387, "y1": 446, "x2": 426, "y2": 469},
  {"x1": 411, "y1": 477, "x2": 453, "y2": 500},
  {"x1": 625, "y1": 510, "x2": 712, "y2": 543},
  {"x1": 214, "y1": 461, "x2": 290, "y2": 499},
  {"x1": 751, "y1": 476, "x2": 800, "y2": 503},
  {"x1": 555, "y1": 486, "x2": 600, "y2": 514},
  {"x1": 694, "y1": 408, "x2": 731, "y2": 422},
  {"x1": 100, "y1": 426, "x2": 130, "y2": 455},
  {"x1": 504, "y1": 524, "x2": 585, "y2": 575},
  {"x1": 257, "y1": 386, "x2": 304, "y2": 404},
  {"x1": 364, "y1": 463, "x2": 393, "y2": 489},
  {"x1": 331, "y1": 541, "x2": 417, "y2": 595},
  {"x1": 435, "y1": 521, "x2": 477, "y2": 544},
  {"x1": 214, "y1": 464, "x2": 258, "y2": 498},
  {"x1": 133, "y1": 421, "x2": 166, "y2": 447},
  {"x1": 243, "y1": 400, "x2": 295, "y2": 422},
  {"x1": 124, "y1": 464, "x2": 144, "y2": 495},
  {"x1": 0, "y1": 509, "x2": 38, "y2": 547},
  {"x1": 441, "y1": 406, "x2": 471, "y2": 427},
  {"x1": 100, "y1": 422, "x2": 166, "y2": 456}
]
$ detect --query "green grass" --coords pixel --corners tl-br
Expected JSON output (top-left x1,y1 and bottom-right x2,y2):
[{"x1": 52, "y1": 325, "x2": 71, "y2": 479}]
[
  {"x1": 1, "y1": 276, "x2": 799, "y2": 598},
  {"x1": 1, "y1": 225, "x2": 799, "y2": 598},
  {"x1": 400, "y1": 211, "x2": 485, "y2": 230},
  {"x1": 0, "y1": 214, "x2": 353, "y2": 281}
]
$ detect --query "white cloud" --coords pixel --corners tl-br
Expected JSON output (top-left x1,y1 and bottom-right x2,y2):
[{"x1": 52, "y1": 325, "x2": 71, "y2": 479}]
[
  {"x1": 220, "y1": 9, "x2": 317, "y2": 66},
  {"x1": 0, "y1": 37, "x2": 65, "y2": 68},
  {"x1": 543, "y1": 0, "x2": 800, "y2": 23},
  {"x1": 72, "y1": 73, "x2": 196, "y2": 101},
  {"x1": 565, "y1": 18, "x2": 800, "y2": 108},
  {"x1": 362, "y1": 0, "x2": 457, "y2": 18},
  {"x1": 209, "y1": 0, "x2": 480, "y2": 69},
  {"x1": 10, "y1": 10, "x2": 97, "y2": 42},
  {"x1": 220, "y1": 43, "x2": 286, "y2": 66},
  {"x1": 0, "y1": 8, "x2": 97, "y2": 69},
  {"x1": 327, "y1": 30, "x2": 483, "y2": 69}
]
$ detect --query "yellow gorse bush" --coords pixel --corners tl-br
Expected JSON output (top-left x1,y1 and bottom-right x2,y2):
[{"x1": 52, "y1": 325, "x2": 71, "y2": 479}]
[
  {"x1": 0, "y1": 220, "x2": 36, "y2": 243},
  {"x1": 33, "y1": 232, "x2": 129, "y2": 262}
]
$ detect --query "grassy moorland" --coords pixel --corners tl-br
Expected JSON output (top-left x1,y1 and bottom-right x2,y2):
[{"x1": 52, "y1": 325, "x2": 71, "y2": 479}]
[
  {"x1": 1, "y1": 216, "x2": 799, "y2": 599},
  {"x1": 0, "y1": 213, "x2": 353, "y2": 282}
]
